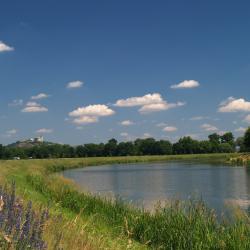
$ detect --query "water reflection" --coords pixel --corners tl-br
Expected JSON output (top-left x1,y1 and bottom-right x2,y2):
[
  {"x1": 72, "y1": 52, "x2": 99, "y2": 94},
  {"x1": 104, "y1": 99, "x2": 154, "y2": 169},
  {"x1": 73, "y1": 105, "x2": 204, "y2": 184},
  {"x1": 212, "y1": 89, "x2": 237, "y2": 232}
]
[{"x1": 62, "y1": 162, "x2": 250, "y2": 212}]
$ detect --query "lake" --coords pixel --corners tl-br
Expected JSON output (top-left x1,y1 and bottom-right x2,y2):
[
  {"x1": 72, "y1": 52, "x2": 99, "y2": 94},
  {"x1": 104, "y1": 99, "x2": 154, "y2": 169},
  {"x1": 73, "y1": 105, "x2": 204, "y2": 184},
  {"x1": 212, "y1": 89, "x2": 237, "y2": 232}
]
[{"x1": 62, "y1": 161, "x2": 250, "y2": 212}]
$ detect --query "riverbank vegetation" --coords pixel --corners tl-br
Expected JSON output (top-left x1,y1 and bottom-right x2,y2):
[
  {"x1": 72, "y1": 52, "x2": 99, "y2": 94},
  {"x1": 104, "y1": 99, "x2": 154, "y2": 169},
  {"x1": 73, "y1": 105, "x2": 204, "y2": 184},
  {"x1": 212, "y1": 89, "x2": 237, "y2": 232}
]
[
  {"x1": 2, "y1": 129, "x2": 250, "y2": 159},
  {"x1": 1, "y1": 153, "x2": 250, "y2": 249}
]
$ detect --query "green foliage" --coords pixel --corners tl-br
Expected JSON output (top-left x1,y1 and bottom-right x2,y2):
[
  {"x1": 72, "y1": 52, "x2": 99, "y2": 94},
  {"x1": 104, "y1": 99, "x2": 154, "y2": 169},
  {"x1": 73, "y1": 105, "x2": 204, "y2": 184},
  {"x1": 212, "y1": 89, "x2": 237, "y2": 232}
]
[
  {"x1": 208, "y1": 133, "x2": 221, "y2": 144},
  {"x1": 244, "y1": 127, "x2": 250, "y2": 151},
  {"x1": 26, "y1": 172, "x2": 250, "y2": 250},
  {"x1": 0, "y1": 132, "x2": 238, "y2": 159}
]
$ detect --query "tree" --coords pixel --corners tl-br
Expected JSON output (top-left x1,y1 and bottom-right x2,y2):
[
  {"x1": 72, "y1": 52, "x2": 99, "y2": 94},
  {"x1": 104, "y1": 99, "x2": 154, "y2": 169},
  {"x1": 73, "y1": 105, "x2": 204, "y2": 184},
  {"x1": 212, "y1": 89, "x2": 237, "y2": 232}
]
[
  {"x1": 236, "y1": 137, "x2": 246, "y2": 152},
  {"x1": 199, "y1": 141, "x2": 213, "y2": 154},
  {"x1": 173, "y1": 137, "x2": 200, "y2": 154},
  {"x1": 117, "y1": 142, "x2": 135, "y2": 156},
  {"x1": 208, "y1": 133, "x2": 221, "y2": 144},
  {"x1": 220, "y1": 132, "x2": 234, "y2": 146},
  {"x1": 218, "y1": 143, "x2": 234, "y2": 153},
  {"x1": 158, "y1": 140, "x2": 173, "y2": 155},
  {"x1": 104, "y1": 139, "x2": 117, "y2": 156},
  {"x1": 0, "y1": 144, "x2": 3, "y2": 158},
  {"x1": 244, "y1": 127, "x2": 250, "y2": 151}
]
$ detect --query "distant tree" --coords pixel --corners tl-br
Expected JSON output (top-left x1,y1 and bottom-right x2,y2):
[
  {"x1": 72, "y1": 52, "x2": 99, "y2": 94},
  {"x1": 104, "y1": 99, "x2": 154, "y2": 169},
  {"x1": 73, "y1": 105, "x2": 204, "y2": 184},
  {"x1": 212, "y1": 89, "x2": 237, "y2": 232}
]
[
  {"x1": 117, "y1": 142, "x2": 135, "y2": 156},
  {"x1": 75, "y1": 145, "x2": 86, "y2": 157},
  {"x1": 158, "y1": 140, "x2": 173, "y2": 155},
  {"x1": 220, "y1": 132, "x2": 234, "y2": 146},
  {"x1": 173, "y1": 137, "x2": 200, "y2": 154},
  {"x1": 235, "y1": 137, "x2": 246, "y2": 152},
  {"x1": 244, "y1": 127, "x2": 250, "y2": 151},
  {"x1": 208, "y1": 133, "x2": 221, "y2": 144},
  {"x1": 104, "y1": 139, "x2": 117, "y2": 156},
  {"x1": 85, "y1": 143, "x2": 104, "y2": 157},
  {"x1": 218, "y1": 143, "x2": 234, "y2": 153},
  {"x1": 0, "y1": 144, "x2": 3, "y2": 159},
  {"x1": 134, "y1": 138, "x2": 159, "y2": 155},
  {"x1": 199, "y1": 141, "x2": 213, "y2": 154}
]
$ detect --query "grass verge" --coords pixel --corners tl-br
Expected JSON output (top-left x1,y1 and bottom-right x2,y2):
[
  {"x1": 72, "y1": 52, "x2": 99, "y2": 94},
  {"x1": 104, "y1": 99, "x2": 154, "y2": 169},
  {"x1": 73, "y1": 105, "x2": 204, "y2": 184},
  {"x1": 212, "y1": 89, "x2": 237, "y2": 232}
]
[{"x1": 1, "y1": 153, "x2": 250, "y2": 249}]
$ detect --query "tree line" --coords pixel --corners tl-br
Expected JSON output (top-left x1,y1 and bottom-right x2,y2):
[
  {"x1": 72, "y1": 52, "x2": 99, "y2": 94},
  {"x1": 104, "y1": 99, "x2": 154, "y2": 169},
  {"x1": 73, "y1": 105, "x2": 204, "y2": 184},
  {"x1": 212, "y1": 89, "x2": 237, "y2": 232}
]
[{"x1": 0, "y1": 128, "x2": 250, "y2": 159}]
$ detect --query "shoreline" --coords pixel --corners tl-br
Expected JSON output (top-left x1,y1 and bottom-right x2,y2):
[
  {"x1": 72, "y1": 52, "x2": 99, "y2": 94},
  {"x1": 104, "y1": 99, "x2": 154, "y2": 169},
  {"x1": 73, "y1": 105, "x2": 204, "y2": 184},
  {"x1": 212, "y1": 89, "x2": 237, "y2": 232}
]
[{"x1": 0, "y1": 153, "x2": 249, "y2": 249}]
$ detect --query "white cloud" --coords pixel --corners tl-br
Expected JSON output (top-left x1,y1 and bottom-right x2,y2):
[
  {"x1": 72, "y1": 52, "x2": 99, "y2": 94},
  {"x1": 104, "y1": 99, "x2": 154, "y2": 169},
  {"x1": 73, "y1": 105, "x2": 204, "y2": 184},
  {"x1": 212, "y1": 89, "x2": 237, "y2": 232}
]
[
  {"x1": 67, "y1": 80, "x2": 84, "y2": 89},
  {"x1": 235, "y1": 127, "x2": 246, "y2": 133},
  {"x1": 201, "y1": 123, "x2": 218, "y2": 132},
  {"x1": 244, "y1": 114, "x2": 250, "y2": 124},
  {"x1": 69, "y1": 104, "x2": 115, "y2": 125},
  {"x1": 162, "y1": 126, "x2": 178, "y2": 132},
  {"x1": 171, "y1": 80, "x2": 200, "y2": 89},
  {"x1": 190, "y1": 116, "x2": 209, "y2": 121},
  {"x1": 139, "y1": 102, "x2": 185, "y2": 114},
  {"x1": 115, "y1": 93, "x2": 185, "y2": 114},
  {"x1": 72, "y1": 116, "x2": 99, "y2": 125},
  {"x1": 36, "y1": 128, "x2": 53, "y2": 134},
  {"x1": 22, "y1": 102, "x2": 48, "y2": 113},
  {"x1": 8, "y1": 99, "x2": 23, "y2": 107},
  {"x1": 218, "y1": 97, "x2": 250, "y2": 112},
  {"x1": 120, "y1": 120, "x2": 134, "y2": 126},
  {"x1": 31, "y1": 93, "x2": 49, "y2": 100},
  {"x1": 0, "y1": 41, "x2": 14, "y2": 52},
  {"x1": 69, "y1": 104, "x2": 115, "y2": 117},
  {"x1": 115, "y1": 93, "x2": 163, "y2": 107}
]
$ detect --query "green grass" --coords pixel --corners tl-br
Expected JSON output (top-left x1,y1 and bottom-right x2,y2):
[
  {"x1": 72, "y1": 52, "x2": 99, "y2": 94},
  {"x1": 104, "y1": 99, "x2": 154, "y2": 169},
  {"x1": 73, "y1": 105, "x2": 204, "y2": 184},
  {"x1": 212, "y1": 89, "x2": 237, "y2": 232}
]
[{"x1": 1, "y1": 153, "x2": 249, "y2": 250}]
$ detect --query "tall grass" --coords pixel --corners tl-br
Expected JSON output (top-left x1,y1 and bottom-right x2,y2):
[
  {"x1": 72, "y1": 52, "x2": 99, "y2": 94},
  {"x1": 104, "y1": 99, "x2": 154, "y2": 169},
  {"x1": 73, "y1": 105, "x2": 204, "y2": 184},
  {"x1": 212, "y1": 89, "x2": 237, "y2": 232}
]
[
  {"x1": 0, "y1": 154, "x2": 248, "y2": 249},
  {"x1": 26, "y1": 172, "x2": 250, "y2": 249},
  {"x1": 230, "y1": 153, "x2": 250, "y2": 166}
]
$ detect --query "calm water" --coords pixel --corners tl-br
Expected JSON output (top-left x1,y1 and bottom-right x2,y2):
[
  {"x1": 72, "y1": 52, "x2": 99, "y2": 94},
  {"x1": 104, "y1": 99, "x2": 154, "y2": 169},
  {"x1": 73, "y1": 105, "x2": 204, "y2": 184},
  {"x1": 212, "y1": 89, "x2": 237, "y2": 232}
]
[{"x1": 62, "y1": 162, "x2": 250, "y2": 212}]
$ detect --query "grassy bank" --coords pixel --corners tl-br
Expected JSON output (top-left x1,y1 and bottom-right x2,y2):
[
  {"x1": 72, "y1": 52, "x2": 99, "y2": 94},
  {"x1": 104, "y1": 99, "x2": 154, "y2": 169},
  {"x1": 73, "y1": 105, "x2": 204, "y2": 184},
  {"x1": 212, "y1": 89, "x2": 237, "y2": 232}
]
[
  {"x1": 1, "y1": 153, "x2": 249, "y2": 249},
  {"x1": 230, "y1": 153, "x2": 250, "y2": 166}
]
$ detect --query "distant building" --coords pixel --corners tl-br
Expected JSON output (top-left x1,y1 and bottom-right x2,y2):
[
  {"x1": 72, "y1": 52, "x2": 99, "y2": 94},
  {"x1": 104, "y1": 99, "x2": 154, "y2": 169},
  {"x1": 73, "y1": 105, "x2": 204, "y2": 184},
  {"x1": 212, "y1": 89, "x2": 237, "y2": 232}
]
[
  {"x1": 34, "y1": 136, "x2": 44, "y2": 143},
  {"x1": 10, "y1": 136, "x2": 45, "y2": 148}
]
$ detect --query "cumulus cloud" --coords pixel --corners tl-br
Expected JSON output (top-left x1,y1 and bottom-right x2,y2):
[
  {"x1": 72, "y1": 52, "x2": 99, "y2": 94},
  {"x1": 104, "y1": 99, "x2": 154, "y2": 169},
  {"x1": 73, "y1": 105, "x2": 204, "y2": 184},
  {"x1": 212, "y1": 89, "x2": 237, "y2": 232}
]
[
  {"x1": 115, "y1": 93, "x2": 163, "y2": 107},
  {"x1": 115, "y1": 93, "x2": 185, "y2": 114},
  {"x1": 31, "y1": 93, "x2": 49, "y2": 100},
  {"x1": 171, "y1": 80, "x2": 200, "y2": 89},
  {"x1": 69, "y1": 104, "x2": 115, "y2": 117},
  {"x1": 244, "y1": 114, "x2": 250, "y2": 124},
  {"x1": 162, "y1": 126, "x2": 178, "y2": 132},
  {"x1": 69, "y1": 104, "x2": 115, "y2": 125},
  {"x1": 67, "y1": 80, "x2": 84, "y2": 89},
  {"x1": 72, "y1": 116, "x2": 99, "y2": 125},
  {"x1": 120, "y1": 120, "x2": 134, "y2": 126},
  {"x1": 22, "y1": 102, "x2": 48, "y2": 113},
  {"x1": 36, "y1": 128, "x2": 53, "y2": 134},
  {"x1": 139, "y1": 102, "x2": 185, "y2": 114},
  {"x1": 201, "y1": 123, "x2": 218, "y2": 132},
  {"x1": 218, "y1": 97, "x2": 250, "y2": 112},
  {"x1": 0, "y1": 41, "x2": 14, "y2": 52},
  {"x1": 8, "y1": 99, "x2": 23, "y2": 107}
]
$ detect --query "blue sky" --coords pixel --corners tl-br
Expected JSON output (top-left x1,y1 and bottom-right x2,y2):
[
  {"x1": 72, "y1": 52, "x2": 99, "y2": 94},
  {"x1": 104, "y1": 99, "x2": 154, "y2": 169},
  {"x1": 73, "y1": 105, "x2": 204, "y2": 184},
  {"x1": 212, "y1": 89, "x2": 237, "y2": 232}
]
[{"x1": 1, "y1": 0, "x2": 250, "y2": 145}]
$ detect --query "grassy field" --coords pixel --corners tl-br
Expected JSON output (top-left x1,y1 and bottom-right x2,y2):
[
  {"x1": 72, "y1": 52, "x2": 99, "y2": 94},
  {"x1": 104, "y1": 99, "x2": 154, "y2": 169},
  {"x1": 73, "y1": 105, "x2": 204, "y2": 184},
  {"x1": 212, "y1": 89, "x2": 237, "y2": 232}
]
[{"x1": 1, "y1": 153, "x2": 250, "y2": 249}]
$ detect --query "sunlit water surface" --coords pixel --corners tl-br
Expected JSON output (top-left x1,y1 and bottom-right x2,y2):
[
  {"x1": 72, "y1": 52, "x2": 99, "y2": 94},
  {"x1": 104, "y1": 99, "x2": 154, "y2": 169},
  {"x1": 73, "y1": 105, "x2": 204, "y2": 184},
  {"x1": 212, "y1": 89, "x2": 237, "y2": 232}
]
[{"x1": 62, "y1": 162, "x2": 250, "y2": 212}]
